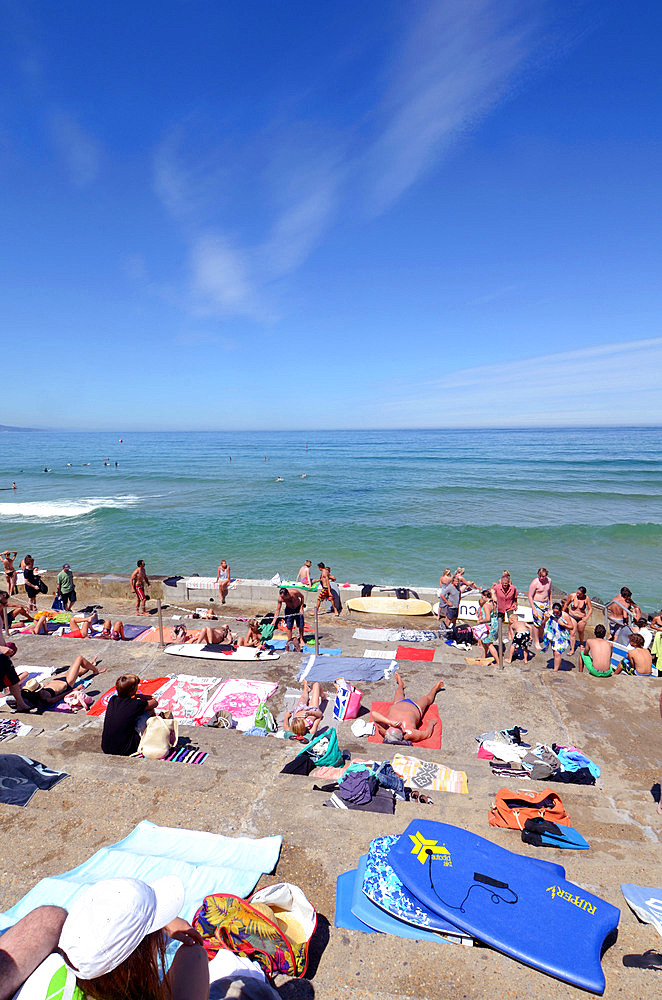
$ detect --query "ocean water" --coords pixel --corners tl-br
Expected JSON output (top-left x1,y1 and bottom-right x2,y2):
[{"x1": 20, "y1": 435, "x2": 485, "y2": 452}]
[{"x1": 0, "y1": 428, "x2": 661, "y2": 611}]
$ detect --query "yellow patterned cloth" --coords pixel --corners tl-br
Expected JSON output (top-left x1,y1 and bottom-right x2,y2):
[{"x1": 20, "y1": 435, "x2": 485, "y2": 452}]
[{"x1": 391, "y1": 753, "x2": 468, "y2": 794}]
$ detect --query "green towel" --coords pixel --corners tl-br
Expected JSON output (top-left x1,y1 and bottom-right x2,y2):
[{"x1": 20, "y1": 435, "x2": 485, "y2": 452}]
[{"x1": 260, "y1": 623, "x2": 275, "y2": 640}]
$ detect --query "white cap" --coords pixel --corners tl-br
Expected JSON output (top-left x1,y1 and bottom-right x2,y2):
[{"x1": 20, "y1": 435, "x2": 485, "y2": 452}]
[{"x1": 59, "y1": 876, "x2": 185, "y2": 979}]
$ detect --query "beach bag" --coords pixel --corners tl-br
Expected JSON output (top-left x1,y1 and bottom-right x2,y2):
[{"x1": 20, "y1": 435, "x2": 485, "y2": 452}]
[
  {"x1": 452, "y1": 624, "x2": 475, "y2": 645},
  {"x1": 254, "y1": 701, "x2": 276, "y2": 732},
  {"x1": 281, "y1": 727, "x2": 344, "y2": 773},
  {"x1": 135, "y1": 714, "x2": 178, "y2": 759},
  {"x1": 204, "y1": 709, "x2": 233, "y2": 729},
  {"x1": 37, "y1": 577, "x2": 48, "y2": 594},
  {"x1": 489, "y1": 787, "x2": 571, "y2": 830},
  {"x1": 333, "y1": 678, "x2": 362, "y2": 721},
  {"x1": 193, "y1": 882, "x2": 316, "y2": 978},
  {"x1": 51, "y1": 595, "x2": 65, "y2": 611}
]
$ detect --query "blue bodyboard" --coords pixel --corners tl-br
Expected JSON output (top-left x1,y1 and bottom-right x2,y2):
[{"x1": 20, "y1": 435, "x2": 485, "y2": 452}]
[
  {"x1": 335, "y1": 868, "x2": 377, "y2": 932},
  {"x1": 390, "y1": 821, "x2": 619, "y2": 993},
  {"x1": 351, "y1": 855, "x2": 451, "y2": 942},
  {"x1": 363, "y1": 836, "x2": 471, "y2": 937}
]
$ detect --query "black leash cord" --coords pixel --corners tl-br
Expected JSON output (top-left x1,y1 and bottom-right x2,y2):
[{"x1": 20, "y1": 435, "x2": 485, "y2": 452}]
[{"x1": 426, "y1": 855, "x2": 519, "y2": 913}]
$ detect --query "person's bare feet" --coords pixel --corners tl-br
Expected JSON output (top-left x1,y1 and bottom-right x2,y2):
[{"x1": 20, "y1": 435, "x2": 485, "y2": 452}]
[
  {"x1": 394, "y1": 671, "x2": 404, "y2": 688},
  {"x1": 433, "y1": 680, "x2": 445, "y2": 695}
]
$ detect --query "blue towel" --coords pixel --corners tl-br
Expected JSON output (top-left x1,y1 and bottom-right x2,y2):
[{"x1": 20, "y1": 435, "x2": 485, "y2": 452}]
[
  {"x1": 299, "y1": 655, "x2": 396, "y2": 683},
  {"x1": 0, "y1": 819, "x2": 282, "y2": 931}
]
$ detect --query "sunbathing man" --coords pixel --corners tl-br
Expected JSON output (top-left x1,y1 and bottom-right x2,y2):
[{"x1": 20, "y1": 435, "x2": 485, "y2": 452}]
[
  {"x1": 614, "y1": 633, "x2": 653, "y2": 675},
  {"x1": 580, "y1": 624, "x2": 613, "y2": 673},
  {"x1": 60, "y1": 613, "x2": 98, "y2": 639},
  {"x1": 21, "y1": 655, "x2": 105, "y2": 711},
  {"x1": 2, "y1": 551, "x2": 18, "y2": 596},
  {"x1": 371, "y1": 672, "x2": 445, "y2": 744}
]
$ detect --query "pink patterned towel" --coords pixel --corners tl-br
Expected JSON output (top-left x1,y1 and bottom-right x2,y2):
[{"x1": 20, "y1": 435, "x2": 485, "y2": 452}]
[{"x1": 194, "y1": 678, "x2": 278, "y2": 729}]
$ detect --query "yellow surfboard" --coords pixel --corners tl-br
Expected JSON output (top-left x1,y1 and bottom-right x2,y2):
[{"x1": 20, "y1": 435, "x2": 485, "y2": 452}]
[{"x1": 347, "y1": 597, "x2": 432, "y2": 616}]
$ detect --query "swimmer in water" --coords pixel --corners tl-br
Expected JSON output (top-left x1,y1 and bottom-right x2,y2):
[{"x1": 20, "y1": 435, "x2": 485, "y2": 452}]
[
  {"x1": 301, "y1": 473, "x2": 307, "y2": 478},
  {"x1": 276, "y1": 477, "x2": 283, "y2": 482},
  {"x1": 11, "y1": 482, "x2": 16, "y2": 490}
]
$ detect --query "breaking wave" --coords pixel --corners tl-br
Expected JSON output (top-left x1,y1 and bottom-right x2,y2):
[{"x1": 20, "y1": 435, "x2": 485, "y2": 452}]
[{"x1": 0, "y1": 496, "x2": 141, "y2": 520}]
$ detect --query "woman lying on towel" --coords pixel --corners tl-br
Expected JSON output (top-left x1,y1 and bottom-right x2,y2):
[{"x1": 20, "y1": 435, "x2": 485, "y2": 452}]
[
  {"x1": 21, "y1": 655, "x2": 105, "y2": 712},
  {"x1": 98, "y1": 619, "x2": 128, "y2": 641},
  {"x1": 173, "y1": 622, "x2": 235, "y2": 644},
  {"x1": 284, "y1": 679, "x2": 325, "y2": 737}
]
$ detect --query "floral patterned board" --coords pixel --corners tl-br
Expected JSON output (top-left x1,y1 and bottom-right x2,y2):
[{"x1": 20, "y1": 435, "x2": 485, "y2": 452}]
[{"x1": 362, "y1": 836, "x2": 467, "y2": 936}]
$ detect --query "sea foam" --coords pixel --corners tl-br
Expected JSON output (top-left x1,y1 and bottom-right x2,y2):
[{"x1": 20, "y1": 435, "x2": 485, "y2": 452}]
[{"x1": 0, "y1": 496, "x2": 141, "y2": 520}]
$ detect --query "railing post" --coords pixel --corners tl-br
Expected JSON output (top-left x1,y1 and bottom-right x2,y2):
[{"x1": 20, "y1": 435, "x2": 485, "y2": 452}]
[{"x1": 157, "y1": 599, "x2": 164, "y2": 648}]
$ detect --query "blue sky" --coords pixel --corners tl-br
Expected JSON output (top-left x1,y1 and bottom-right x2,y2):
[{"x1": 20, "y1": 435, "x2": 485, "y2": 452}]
[{"x1": 2, "y1": 0, "x2": 662, "y2": 429}]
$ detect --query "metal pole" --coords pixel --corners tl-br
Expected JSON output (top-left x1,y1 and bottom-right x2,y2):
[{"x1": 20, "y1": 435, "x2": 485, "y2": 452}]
[
  {"x1": 498, "y1": 617, "x2": 504, "y2": 669},
  {"x1": 314, "y1": 604, "x2": 319, "y2": 655},
  {"x1": 157, "y1": 598, "x2": 164, "y2": 648}
]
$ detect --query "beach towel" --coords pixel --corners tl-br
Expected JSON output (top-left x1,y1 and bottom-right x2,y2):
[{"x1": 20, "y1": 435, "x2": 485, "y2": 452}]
[
  {"x1": 363, "y1": 648, "x2": 397, "y2": 659},
  {"x1": 395, "y1": 646, "x2": 435, "y2": 662},
  {"x1": 353, "y1": 628, "x2": 442, "y2": 643},
  {"x1": 87, "y1": 676, "x2": 169, "y2": 717},
  {"x1": 150, "y1": 675, "x2": 222, "y2": 724},
  {"x1": 368, "y1": 702, "x2": 442, "y2": 749},
  {"x1": 195, "y1": 678, "x2": 278, "y2": 729},
  {"x1": 134, "y1": 626, "x2": 203, "y2": 643},
  {"x1": 390, "y1": 753, "x2": 468, "y2": 794},
  {"x1": 299, "y1": 655, "x2": 396, "y2": 684},
  {"x1": 352, "y1": 628, "x2": 393, "y2": 642},
  {"x1": 0, "y1": 754, "x2": 69, "y2": 807},
  {"x1": 0, "y1": 819, "x2": 282, "y2": 935},
  {"x1": 0, "y1": 719, "x2": 33, "y2": 740}
]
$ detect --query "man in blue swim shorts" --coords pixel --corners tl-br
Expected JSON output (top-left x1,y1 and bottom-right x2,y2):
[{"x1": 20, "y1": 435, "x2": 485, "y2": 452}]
[{"x1": 371, "y1": 672, "x2": 445, "y2": 744}]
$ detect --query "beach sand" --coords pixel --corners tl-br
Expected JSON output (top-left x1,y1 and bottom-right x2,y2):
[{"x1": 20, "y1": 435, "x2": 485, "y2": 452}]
[{"x1": 1, "y1": 591, "x2": 660, "y2": 999}]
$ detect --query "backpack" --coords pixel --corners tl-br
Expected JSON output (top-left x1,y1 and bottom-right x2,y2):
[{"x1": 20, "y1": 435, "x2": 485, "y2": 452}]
[
  {"x1": 254, "y1": 701, "x2": 276, "y2": 732},
  {"x1": 193, "y1": 882, "x2": 316, "y2": 978},
  {"x1": 452, "y1": 624, "x2": 475, "y2": 645},
  {"x1": 488, "y1": 787, "x2": 571, "y2": 830},
  {"x1": 135, "y1": 715, "x2": 178, "y2": 759}
]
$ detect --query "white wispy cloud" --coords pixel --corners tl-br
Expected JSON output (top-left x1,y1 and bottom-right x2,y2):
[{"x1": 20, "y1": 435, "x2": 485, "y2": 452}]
[
  {"x1": 151, "y1": 1, "x2": 554, "y2": 320},
  {"x1": 365, "y1": 0, "x2": 544, "y2": 213},
  {"x1": 49, "y1": 110, "x2": 101, "y2": 186},
  {"x1": 374, "y1": 338, "x2": 662, "y2": 426}
]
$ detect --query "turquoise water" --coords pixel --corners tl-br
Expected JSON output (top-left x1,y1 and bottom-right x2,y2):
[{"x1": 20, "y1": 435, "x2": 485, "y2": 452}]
[{"x1": 0, "y1": 428, "x2": 661, "y2": 610}]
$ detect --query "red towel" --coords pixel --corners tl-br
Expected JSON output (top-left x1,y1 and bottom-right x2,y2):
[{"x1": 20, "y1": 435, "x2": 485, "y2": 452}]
[
  {"x1": 368, "y1": 701, "x2": 441, "y2": 749},
  {"x1": 477, "y1": 745, "x2": 494, "y2": 760},
  {"x1": 395, "y1": 646, "x2": 435, "y2": 661},
  {"x1": 87, "y1": 677, "x2": 168, "y2": 717}
]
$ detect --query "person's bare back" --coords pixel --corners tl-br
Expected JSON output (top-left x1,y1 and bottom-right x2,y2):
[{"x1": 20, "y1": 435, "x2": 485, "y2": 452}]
[{"x1": 582, "y1": 636, "x2": 612, "y2": 673}]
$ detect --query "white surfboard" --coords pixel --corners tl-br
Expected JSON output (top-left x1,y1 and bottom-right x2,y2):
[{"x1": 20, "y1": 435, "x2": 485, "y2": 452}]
[{"x1": 165, "y1": 643, "x2": 279, "y2": 661}]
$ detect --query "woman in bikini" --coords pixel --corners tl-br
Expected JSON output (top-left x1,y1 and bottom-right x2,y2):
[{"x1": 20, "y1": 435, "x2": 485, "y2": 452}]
[
  {"x1": 562, "y1": 586, "x2": 593, "y2": 649},
  {"x1": 21, "y1": 654, "x2": 105, "y2": 711},
  {"x1": 284, "y1": 679, "x2": 324, "y2": 737},
  {"x1": 2, "y1": 551, "x2": 18, "y2": 596}
]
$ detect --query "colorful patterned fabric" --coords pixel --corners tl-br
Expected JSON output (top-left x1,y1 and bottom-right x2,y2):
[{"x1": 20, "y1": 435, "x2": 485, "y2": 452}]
[
  {"x1": 152, "y1": 674, "x2": 221, "y2": 724},
  {"x1": 390, "y1": 753, "x2": 468, "y2": 793},
  {"x1": 362, "y1": 836, "x2": 455, "y2": 932},
  {"x1": 193, "y1": 894, "x2": 306, "y2": 977},
  {"x1": 194, "y1": 678, "x2": 277, "y2": 728},
  {"x1": 542, "y1": 616, "x2": 572, "y2": 653}
]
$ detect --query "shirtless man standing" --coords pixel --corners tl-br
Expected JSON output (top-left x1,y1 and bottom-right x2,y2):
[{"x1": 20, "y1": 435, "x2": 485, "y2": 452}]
[
  {"x1": 2, "y1": 551, "x2": 18, "y2": 596},
  {"x1": 371, "y1": 672, "x2": 444, "y2": 745},
  {"x1": 580, "y1": 624, "x2": 612, "y2": 673},
  {"x1": 528, "y1": 568, "x2": 552, "y2": 649},
  {"x1": 273, "y1": 587, "x2": 305, "y2": 646},
  {"x1": 130, "y1": 559, "x2": 150, "y2": 615},
  {"x1": 317, "y1": 563, "x2": 340, "y2": 617}
]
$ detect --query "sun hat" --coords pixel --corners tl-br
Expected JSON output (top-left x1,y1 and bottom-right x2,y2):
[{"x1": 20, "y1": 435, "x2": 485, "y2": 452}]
[{"x1": 59, "y1": 876, "x2": 184, "y2": 979}]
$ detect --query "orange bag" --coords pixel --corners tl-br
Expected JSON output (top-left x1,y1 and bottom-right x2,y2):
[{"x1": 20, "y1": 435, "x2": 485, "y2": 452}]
[{"x1": 488, "y1": 787, "x2": 571, "y2": 830}]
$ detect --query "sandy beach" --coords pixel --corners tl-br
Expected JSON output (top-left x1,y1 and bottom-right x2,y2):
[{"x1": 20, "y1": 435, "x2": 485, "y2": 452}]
[{"x1": 1, "y1": 581, "x2": 660, "y2": 999}]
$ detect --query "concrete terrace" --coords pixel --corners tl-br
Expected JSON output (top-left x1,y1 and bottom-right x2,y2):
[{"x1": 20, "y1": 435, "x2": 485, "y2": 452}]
[{"x1": 1, "y1": 584, "x2": 661, "y2": 1000}]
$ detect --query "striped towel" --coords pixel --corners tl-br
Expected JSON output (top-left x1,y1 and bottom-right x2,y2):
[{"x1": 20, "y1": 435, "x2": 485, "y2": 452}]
[{"x1": 391, "y1": 753, "x2": 468, "y2": 794}]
